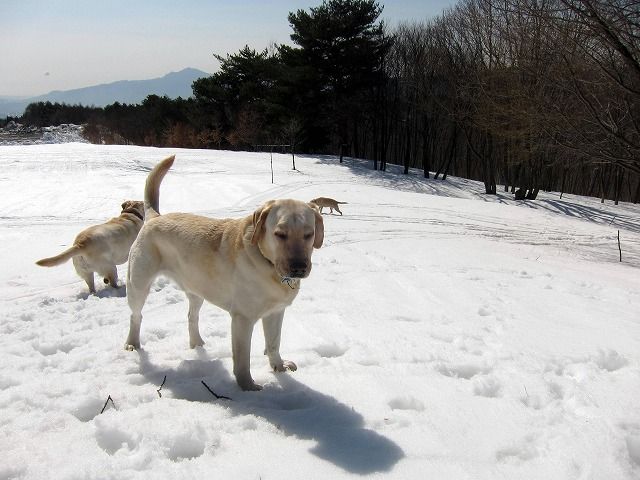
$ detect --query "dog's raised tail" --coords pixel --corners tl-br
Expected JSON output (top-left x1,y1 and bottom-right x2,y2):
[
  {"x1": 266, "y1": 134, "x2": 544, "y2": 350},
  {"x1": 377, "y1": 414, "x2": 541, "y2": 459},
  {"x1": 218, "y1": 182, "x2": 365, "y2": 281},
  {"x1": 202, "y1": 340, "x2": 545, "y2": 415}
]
[
  {"x1": 36, "y1": 245, "x2": 82, "y2": 267},
  {"x1": 144, "y1": 155, "x2": 175, "y2": 220}
]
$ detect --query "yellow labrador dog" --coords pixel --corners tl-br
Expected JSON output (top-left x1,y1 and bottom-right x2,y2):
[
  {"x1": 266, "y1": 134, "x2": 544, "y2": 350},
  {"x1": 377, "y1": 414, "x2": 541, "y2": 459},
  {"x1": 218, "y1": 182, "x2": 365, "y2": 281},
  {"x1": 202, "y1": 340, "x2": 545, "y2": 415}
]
[
  {"x1": 36, "y1": 200, "x2": 145, "y2": 293},
  {"x1": 125, "y1": 155, "x2": 324, "y2": 391},
  {"x1": 310, "y1": 197, "x2": 347, "y2": 215}
]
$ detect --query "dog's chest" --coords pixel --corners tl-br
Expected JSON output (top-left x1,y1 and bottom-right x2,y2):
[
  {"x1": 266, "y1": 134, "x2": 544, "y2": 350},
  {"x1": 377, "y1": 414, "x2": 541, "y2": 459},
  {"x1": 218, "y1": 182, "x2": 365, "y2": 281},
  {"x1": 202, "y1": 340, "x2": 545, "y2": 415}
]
[{"x1": 232, "y1": 277, "x2": 299, "y2": 319}]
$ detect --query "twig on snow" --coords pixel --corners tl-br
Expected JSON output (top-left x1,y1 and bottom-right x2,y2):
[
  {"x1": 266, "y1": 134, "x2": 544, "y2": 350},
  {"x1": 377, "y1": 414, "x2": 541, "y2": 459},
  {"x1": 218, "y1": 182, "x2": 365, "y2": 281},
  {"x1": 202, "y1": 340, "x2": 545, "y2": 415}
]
[
  {"x1": 157, "y1": 375, "x2": 167, "y2": 398},
  {"x1": 201, "y1": 381, "x2": 232, "y2": 401},
  {"x1": 100, "y1": 395, "x2": 116, "y2": 414}
]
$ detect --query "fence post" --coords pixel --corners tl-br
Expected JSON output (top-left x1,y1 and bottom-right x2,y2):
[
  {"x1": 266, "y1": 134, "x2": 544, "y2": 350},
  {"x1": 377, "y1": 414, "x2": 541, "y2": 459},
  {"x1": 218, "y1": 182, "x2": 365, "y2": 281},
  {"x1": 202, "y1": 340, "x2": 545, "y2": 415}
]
[{"x1": 291, "y1": 145, "x2": 296, "y2": 170}]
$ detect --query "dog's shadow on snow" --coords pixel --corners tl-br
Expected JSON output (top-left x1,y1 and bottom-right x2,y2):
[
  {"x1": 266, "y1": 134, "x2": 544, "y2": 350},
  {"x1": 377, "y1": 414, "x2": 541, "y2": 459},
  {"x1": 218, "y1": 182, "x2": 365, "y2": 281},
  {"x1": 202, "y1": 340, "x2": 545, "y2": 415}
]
[
  {"x1": 76, "y1": 285, "x2": 127, "y2": 300},
  {"x1": 137, "y1": 349, "x2": 404, "y2": 474}
]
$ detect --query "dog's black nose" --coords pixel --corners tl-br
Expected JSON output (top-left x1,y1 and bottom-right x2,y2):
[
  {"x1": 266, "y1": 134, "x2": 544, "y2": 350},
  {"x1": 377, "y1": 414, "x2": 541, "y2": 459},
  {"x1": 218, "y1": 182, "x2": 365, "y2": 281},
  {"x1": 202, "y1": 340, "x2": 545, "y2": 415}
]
[{"x1": 288, "y1": 259, "x2": 309, "y2": 278}]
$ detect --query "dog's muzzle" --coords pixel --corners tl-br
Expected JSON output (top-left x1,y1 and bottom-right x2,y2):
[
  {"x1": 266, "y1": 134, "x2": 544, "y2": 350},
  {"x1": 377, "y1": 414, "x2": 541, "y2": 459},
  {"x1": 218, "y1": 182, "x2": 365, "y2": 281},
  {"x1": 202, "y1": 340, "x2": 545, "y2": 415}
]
[{"x1": 287, "y1": 259, "x2": 310, "y2": 278}]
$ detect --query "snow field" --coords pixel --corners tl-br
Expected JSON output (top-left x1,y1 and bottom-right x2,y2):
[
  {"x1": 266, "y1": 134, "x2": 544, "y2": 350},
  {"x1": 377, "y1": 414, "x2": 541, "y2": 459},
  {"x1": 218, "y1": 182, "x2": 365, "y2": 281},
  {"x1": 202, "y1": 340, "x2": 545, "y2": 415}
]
[{"x1": 0, "y1": 143, "x2": 639, "y2": 479}]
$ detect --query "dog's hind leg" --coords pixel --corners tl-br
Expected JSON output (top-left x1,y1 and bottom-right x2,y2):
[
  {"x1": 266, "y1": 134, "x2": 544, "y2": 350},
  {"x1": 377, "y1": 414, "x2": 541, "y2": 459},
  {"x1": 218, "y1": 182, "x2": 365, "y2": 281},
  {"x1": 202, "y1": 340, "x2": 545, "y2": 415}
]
[
  {"x1": 83, "y1": 273, "x2": 96, "y2": 293},
  {"x1": 187, "y1": 293, "x2": 205, "y2": 348},
  {"x1": 102, "y1": 266, "x2": 119, "y2": 288},
  {"x1": 125, "y1": 253, "x2": 156, "y2": 350},
  {"x1": 125, "y1": 285, "x2": 149, "y2": 350},
  {"x1": 335, "y1": 205, "x2": 343, "y2": 215},
  {"x1": 125, "y1": 286, "x2": 148, "y2": 351},
  {"x1": 262, "y1": 310, "x2": 297, "y2": 373},
  {"x1": 73, "y1": 257, "x2": 95, "y2": 293}
]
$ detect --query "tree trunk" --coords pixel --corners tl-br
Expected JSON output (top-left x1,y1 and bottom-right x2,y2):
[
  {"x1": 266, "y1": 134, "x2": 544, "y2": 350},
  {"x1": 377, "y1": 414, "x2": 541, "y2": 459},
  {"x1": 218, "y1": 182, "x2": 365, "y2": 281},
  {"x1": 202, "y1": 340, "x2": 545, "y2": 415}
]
[
  {"x1": 403, "y1": 122, "x2": 410, "y2": 174},
  {"x1": 614, "y1": 167, "x2": 624, "y2": 205},
  {"x1": 633, "y1": 177, "x2": 640, "y2": 204},
  {"x1": 422, "y1": 116, "x2": 430, "y2": 178}
]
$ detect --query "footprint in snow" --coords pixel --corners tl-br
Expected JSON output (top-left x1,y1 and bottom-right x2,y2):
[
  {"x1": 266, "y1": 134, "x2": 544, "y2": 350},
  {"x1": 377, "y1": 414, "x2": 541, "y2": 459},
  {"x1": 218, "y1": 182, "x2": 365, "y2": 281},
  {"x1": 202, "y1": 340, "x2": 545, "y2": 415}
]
[
  {"x1": 94, "y1": 421, "x2": 141, "y2": 455},
  {"x1": 388, "y1": 395, "x2": 425, "y2": 412},
  {"x1": 313, "y1": 342, "x2": 348, "y2": 358},
  {"x1": 472, "y1": 375, "x2": 502, "y2": 398},
  {"x1": 39, "y1": 296, "x2": 59, "y2": 307},
  {"x1": 496, "y1": 434, "x2": 539, "y2": 463},
  {"x1": 166, "y1": 431, "x2": 207, "y2": 462},
  {"x1": 32, "y1": 339, "x2": 77, "y2": 356},
  {"x1": 626, "y1": 436, "x2": 640, "y2": 467},
  {"x1": 69, "y1": 396, "x2": 106, "y2": 422},
  {"x1": 436, "y1": 362, "x2": 491, "y2": 380},
  {"x1": 592, "y1": 349, "x2": 628, "y2": 372}
]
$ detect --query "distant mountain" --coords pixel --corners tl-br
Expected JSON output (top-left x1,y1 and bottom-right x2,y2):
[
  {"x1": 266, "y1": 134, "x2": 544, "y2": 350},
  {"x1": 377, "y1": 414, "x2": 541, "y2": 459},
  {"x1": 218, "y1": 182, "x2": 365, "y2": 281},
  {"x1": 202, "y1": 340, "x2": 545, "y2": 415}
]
[{"x1": 0, "y1": 68, "x2": 209, "y2": 118}]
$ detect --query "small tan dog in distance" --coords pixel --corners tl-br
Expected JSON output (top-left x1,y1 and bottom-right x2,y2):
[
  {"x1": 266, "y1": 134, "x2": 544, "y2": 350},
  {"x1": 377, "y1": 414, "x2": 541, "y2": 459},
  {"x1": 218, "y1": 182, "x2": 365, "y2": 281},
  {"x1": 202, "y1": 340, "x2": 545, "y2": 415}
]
[
  {"x1": 125, "y1": 155, "x2": 324, "y2": 391},
  {"x1": 310, "y1": 197, "x2": 347, "y2": 215},
  {"x1": 36, "y1": 200, "x2": 145, "y2": 293}
]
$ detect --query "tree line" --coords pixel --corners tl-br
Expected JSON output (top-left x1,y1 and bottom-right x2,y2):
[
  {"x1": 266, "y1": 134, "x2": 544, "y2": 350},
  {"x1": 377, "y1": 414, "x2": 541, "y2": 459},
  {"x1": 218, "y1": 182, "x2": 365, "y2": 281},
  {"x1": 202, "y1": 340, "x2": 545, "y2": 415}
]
[
  {"x1": 383, "y1": 0, "x2": 640, "y2": 204},
  {"x1": 4, "y1": 0, "x2": 639, "y2": 203}
]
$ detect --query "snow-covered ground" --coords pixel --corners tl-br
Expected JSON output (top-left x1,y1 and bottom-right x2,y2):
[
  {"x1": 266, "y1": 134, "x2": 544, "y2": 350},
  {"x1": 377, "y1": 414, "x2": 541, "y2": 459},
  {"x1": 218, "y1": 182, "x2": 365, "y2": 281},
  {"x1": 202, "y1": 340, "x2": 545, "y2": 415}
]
[{"x1": 1, "y1": 143, "x2": 639, "y2": 479}]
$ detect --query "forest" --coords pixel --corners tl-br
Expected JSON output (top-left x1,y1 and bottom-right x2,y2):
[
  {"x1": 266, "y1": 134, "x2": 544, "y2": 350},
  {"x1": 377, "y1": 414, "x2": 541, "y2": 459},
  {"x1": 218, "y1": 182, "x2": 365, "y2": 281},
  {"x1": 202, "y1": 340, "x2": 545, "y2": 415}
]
[{"x1": 4, "y1": 0, "x2": 639, "y2": 203}]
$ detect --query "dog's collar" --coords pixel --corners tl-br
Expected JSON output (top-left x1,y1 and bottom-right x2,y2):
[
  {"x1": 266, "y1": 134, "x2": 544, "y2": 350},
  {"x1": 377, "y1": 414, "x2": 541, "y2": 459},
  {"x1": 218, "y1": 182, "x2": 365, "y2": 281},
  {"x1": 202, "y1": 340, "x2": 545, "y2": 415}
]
[
  {"x1": 281, "y1": 276, "x2": 300, "y2": 290},
  {"x1": 122, "y1": 208, "x2": 144, "y2": 221},
  {"x1": 255, "y1": 243, "x2": 300, "y2": 290}
]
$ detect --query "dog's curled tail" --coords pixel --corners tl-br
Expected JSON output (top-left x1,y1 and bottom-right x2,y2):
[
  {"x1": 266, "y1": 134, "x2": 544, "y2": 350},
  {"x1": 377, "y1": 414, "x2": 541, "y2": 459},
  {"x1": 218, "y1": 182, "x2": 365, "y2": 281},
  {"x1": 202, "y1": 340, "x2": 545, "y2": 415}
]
[
  {"x1": 144, "y1": 155, "x2": 175, "y2": 220},
  {"x1": 36, "y1": 245, "x2": 82, "y2": 267}
]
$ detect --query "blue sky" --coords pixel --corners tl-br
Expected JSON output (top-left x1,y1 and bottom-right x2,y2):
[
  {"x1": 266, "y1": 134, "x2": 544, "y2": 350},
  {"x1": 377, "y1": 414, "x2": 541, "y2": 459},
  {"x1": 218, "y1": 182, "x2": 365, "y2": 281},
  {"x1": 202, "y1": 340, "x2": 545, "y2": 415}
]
[{"x1": 0, "y1": 0, "x2": 455, "y2": 97}]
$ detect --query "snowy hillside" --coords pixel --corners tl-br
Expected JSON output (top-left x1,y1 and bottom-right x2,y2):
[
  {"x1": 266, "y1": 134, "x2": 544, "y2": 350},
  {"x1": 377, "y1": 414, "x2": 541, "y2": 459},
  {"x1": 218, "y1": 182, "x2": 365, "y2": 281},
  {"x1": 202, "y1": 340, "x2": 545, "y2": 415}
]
[{"x1": 1, "y1": 143, "x2": 639, "y2": 479}]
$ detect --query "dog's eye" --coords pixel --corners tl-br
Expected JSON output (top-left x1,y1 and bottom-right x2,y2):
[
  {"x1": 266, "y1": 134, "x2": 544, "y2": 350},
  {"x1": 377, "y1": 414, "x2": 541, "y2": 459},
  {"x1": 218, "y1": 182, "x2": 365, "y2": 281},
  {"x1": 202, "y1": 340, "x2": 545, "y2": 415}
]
[{"x1": 275, "y1": 231, "x2": 287, "y2": 240}]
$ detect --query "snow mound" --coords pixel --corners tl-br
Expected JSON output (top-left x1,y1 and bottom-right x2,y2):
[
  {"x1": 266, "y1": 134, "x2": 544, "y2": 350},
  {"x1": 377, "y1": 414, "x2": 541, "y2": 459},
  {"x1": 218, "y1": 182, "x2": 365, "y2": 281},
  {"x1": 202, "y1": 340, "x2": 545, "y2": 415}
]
[{"x1": 0, "y1": 121, "x2": 87, "y2": 145}]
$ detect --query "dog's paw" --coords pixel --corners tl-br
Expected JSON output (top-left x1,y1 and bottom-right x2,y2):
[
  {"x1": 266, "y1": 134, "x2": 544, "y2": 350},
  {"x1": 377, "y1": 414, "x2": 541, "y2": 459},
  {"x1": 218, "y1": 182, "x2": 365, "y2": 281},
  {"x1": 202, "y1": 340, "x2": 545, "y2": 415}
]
[
  {"x1": 124, "y1": 343, "x2": 139, "y2": 351},
  {"x1": 244, "y1": 382, "x2": 263, "y2": 391},
  {"x1": 236, "y1": 376, "x2": 263, "y2": 391},
  {"x1": 273, "y1": 360, "x2": 297, "y2": 372},
  {"x1": 189, "y1": 338, "x2": 205, "y2": 349}
]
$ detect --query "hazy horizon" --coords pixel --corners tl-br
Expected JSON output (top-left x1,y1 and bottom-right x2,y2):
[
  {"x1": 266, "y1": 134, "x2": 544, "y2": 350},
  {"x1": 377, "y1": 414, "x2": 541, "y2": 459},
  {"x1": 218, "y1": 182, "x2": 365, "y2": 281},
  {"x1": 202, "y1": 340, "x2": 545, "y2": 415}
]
[{"x1": 0, "y1": 0, "x2": 454, "y2": 98}]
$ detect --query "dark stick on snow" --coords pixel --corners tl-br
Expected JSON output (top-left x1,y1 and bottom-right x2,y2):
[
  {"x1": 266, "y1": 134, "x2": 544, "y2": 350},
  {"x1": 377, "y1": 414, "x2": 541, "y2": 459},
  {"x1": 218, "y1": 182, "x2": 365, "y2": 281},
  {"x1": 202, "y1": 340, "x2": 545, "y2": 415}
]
[
  {"x1": 157, "y1": 375, "x2": 167, "y2": 398},
  {"x1": 618, "y1": 230, "x2": 622, "y2": 262},
  {"x1": 100, "y1": 395, "x2": 116, "y2": 414},
  {"x1": 201, "y1": 381, "x2": 232, "y2": 400}
]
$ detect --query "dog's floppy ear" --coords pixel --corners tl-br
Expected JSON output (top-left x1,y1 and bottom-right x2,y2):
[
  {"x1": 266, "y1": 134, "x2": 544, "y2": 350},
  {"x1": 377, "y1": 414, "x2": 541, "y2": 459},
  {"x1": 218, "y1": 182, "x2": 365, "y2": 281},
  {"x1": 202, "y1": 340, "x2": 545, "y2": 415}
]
[
  {"x1": 251, "y1": 201, "x2": 275, "y2": 245},
  {"x1": 312, "y1": 207, "x2": 324, "y2": 249},
  {"x1": 121, "y1": 200, "x2": 131, "y2": 211}
]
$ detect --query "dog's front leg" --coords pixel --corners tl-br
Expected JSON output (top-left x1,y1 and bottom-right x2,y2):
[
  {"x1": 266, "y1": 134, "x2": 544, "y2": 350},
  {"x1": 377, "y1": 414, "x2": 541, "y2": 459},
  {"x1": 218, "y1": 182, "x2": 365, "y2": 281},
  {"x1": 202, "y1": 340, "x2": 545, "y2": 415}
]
[
  {"x1": 231, "y1": 313, "x2": 261, "y2": 391},
  {"x1": 125, "y1": 312, "x2": 142, "y2": 350},
  {"x1": 262, "y1": 310, "x2": 297, "y2": 373},
  {"x1": 187, "y1": 293, "x2": 205, "y2": 348}
]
